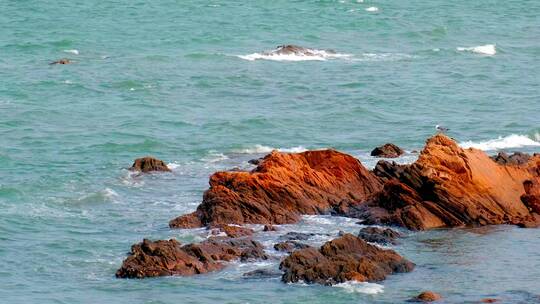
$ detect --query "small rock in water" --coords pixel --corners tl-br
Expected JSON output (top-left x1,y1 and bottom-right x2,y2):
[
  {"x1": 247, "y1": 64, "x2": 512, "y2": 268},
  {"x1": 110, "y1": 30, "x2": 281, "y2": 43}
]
[
  {"x1": 242, "y1": 269, "x2": 281, "y2": 279},
  {"x1": 279, "y1": 232, "x2": 316, "y2": 241},
  {"x1": 209, "y1": 224, "x2": 254, "y2": 238},
  {"x1": 410, "y1": 291, "x2": 442, "y2": 302},
  {"x1": 371, "y1": 143, "x2": 405, "y2": 158},
  {"x1": 50, "y1": 58, "x2": 72, "y2": 65},
  {"x1": 263, "y1": 225, "x2": 277, "y2": 231},
  {"x1": 130, "y1": 156, "x2": 171, "y2": 173},
  {"x1": 273, "y1": 241, "x2": 310, "y2": 253},
  {"x1": 358, "y1": 226, "x2": 402, "y2": 245}
]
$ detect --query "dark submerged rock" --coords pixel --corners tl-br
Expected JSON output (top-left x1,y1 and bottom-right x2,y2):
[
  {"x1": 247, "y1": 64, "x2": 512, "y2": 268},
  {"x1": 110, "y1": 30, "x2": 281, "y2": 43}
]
[
  {"x1": 280, "y1": 234, "x2": 414, "y2": 285},
  {"x1": 130, "y1": 156, "x2": 171, "y2": 173},
  {"x1": 358, "y1": 227, "x2": 402, "y2": 245},
  {"x1": 410, "y1": 291, "x2": 442, "y2": 302},
  {"x1": 371, "y1": 143, "x2": 405, "y2": 158},
  {"x1": 242, "y1": 268, "x2": 281, "y2": 279},
  {"x1": 50, "y1": 58, "x2": 72, "y2": 65},
  {"x1": 273, "y1": 241, "x2": 310, "y2": 253}
]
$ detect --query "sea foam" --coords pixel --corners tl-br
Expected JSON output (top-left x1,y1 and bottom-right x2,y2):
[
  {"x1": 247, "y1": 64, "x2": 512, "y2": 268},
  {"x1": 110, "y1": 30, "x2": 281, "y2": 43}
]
[
  {"x1": 63, "y1": 49, "x2": 79, "y2": 55},
  {"x1": 235, "y1": 145, "x2": 307, "y2": 154},
  {"x1": 459, "y1": 134, "x2": 540, "y2": 151},
  {"x1": 457, "y1": 44, "x2": 496, "y2": 55},
  {"x1": 334, "y1": 281, "x2": 384, "y2": 294},
  {"x1": 238, "y1": 49, "x2": 351, "y2": 62},
  {"x1": 365, "y1": 6, "x2": 379, "y2": 12}
]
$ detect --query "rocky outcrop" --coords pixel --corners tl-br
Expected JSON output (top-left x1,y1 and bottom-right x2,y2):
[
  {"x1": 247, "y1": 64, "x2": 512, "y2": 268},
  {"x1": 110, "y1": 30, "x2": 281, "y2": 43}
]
[
  {"x1": 358, "y1": 227, "x2": 402, "y2": 245},
  {"x1": 131, "y1": 156, "x2": 171, "y2": 173},
  {"x1": 280, "y1": 234, "x2": 414, "y2": 285},
  {"x1": 371, "y1": 143, "x2": 405, "y2": 158},
  {"x1": 170, "y1": 149, "x2": 382, "y2": 228},
  {"x1": 363, "y1": 134, "x2": 540, "y2": 230},
  {"x1": 116, "y1": 238, "x2": 268, "y2": 278},
  {"x1": 411, "y1": 291, "x2": 442, "y2": 302}
]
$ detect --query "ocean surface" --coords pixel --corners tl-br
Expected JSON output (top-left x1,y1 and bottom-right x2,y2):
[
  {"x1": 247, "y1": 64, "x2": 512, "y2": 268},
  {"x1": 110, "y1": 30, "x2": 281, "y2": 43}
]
[{"x1": 1, "y1": 0, "x2": 539, "y2": 303}]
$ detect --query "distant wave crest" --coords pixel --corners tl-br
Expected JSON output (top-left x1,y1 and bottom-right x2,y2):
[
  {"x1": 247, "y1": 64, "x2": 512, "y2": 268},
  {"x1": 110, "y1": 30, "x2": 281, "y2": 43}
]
[
  {"x1": 457, "y1": 44, "x2": 496, "y2": 55},
  {"x1": 238, "y1": 45, "x2": 352, "y2": 62},
  {"x1": 235, "y1": 144, "x2": 307, "y2": 154},
  {"x1": 459, "y1": 134, "x2": 540, "y2": 151}
]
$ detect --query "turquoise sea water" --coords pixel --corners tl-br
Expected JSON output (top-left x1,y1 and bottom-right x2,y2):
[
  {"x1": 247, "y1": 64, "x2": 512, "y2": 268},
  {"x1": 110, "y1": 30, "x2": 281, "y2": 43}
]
[{"x1": 1, "y1": 0, "x2": 539, "y2": 303}]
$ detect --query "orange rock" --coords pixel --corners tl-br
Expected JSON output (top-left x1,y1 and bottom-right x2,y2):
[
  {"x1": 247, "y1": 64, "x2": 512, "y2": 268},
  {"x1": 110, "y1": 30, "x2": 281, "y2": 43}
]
[
  {"x1": 367, "y1": 134, "x2": 540, "y2": 230},
  {"x1": 170, "y1": 150, "x2": 382, "y2": 228},
  {"x1": 412, "y1": 291, "x2": 442, "y2": 302}
]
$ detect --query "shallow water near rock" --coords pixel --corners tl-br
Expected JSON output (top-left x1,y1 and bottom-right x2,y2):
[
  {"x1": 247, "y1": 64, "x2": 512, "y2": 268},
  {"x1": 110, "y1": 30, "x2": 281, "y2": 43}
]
[{"x1": 1, "y1": 0, "x2": 539, "y2": 303}]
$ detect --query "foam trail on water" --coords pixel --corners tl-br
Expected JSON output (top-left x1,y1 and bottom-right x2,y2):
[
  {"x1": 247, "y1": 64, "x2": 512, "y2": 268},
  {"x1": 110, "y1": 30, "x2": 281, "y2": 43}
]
[
  {"x1": 235, "y1": 145, "x2": 307, "y2": 154},
  {"x1": 334, "y1": 281, "x2": 384, "y2": 294},
  {"x1": 457, "y1": 44, "x2": 496, "y2": 55},
  {"x1": 238, "y1": 49, "x2": 351, "y2": 62},
  {"x1": 459, "y1": 134, "x2": 540, "y2": 151}
]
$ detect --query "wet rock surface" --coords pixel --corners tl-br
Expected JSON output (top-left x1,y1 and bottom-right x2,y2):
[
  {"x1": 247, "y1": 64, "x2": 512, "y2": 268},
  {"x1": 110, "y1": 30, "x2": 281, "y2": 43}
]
[
  {"x1": 130, "y1": 156, "x2": 171, "y2": 173},
  {"x1": 358, "y1": 227, "x2": 402, "y2": 245},
  {"x1": 273, "y1": 241, "x2": 310, "y2": 253},
  {"x1": 116, "y1": 238, "x2": 268, "y2": 278},
  {"x1": 371, "y1": 143, "x2": 405, "y2": 158},
  {"x1": 491, "y1": 151, "x2": 530, "y2": 165},
  {"x1": 209, "y1": 224, "x2": 254, "y2": 238},
  {"x1": 280, "y1": 234, "x2": 414, "y2": 285},
  {"x1": 170, "y1": 149, "x2": 382, "y2": 228}
]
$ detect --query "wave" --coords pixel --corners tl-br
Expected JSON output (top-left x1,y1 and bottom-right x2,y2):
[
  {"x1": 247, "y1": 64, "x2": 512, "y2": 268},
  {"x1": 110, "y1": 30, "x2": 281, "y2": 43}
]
[
  {"x1": 365, "y1": 7, "x2": 379, "y2": 12},
  {"x1": 238, "y1": 45, "x2": 352, "y2": 62},
  {"x1": 459, "y1": 134, "x2": 540, "y2": 151},
  {"x1": 234, "y1": 145, "x2": 307, "y2": 154},
  {"x1": 457, "y1": 44, "x2": 496, "y2": 55},
  {"x1": 63, "y1": 49, "x2": 79, "y2": 55},
  {"x1": 334, "y1": 281, "x2": 384, "y2": 294}
]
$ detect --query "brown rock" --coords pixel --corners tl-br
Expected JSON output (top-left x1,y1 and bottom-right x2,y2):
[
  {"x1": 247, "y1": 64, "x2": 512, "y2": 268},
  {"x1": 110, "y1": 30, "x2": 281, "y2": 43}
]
[
  {"x1": 279, "y1": 234, "x2": 414, "y2": 285},
  {"x1": 169, "y1": 149, "x2": 382, "y2": 228},
  {"x1": 521, "y1": 180, "x2": 540, "y2": 214},
  {"x1": 50, "y1": 58, "x2": 72, "y2": 65},
  {"x1": 209, "y1": 225, "x2": 254, "y2": 238},
  {"x1": 480, "y1": 299, "x2": 498, "y2": 303},
  {"x1": 263, "y1": 225, "x2": 277, "y2": 232},
  {"x1": 365, "y1": 134, "x2": 540, "y2": 230},
  {"x1": 371, "y1": 143, "x2": 405, "y2": 158},
  {"x1": 358, "y1": 227, "x2": 402, "y2": 245},
  {"x1": 130, "y1": 156, "x2": 171, "y2": 173},
  {"x1": 411, "y1": 291, "x2": 442, "y2": 302},
  {"x1": 273, "y1": 241, "x2": 310, "y2": 253},
  {"x1": 116, "y1": 238, "x2": 268, "y2": 279}
]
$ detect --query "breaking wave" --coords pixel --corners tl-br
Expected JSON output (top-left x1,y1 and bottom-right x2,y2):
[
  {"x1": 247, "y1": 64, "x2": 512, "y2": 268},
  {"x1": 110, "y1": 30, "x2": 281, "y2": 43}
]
[
  {"x1": 334, "y1": 281, "x2": 384, "y2": 294},
  {"x1": 234, "y1": 145, "x2": 307, "y2": 154},
  {"x1": 238, "y1": 47, "x2": 352, "y2": 62},
  {"x1": 459, "y1": 134, "x2": 540, "y2": 151},
  {"x1": 457, "y1": 44, "x2": 496, "y2": 55}
]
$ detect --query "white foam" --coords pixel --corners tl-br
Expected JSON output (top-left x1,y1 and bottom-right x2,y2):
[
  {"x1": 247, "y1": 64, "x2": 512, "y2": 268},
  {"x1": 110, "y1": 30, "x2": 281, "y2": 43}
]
[
  {"x1": 355, "y1": 53, "x2": 415, "y2": 62},
  {"x1": 366, "y1": 7, "x2": 379, "y2": 12},
  {"x1": 202, "y1": 151, "x2": 229, "y2": 163},
  {"x1": 63, "y1": 49, "x2": 79, "y2": 55},
  {"x1": 238, "y1": 48, "x2": 352, "y2": 62},
  {"x1": 235, "y1": 145, "x2": 307, "y2": 154},
  {"x1": 459, "y1": 134, "x2": 540, "y2": 151},
  {"x1": 167, "y1": 162, "x2": 181, "y2": 170},
  {"x1": 457, "y1": 44, "x2": 496, "y2": 55},
  {"x1": 334, "y1": 281, "x2": 384, "y2": 294}
]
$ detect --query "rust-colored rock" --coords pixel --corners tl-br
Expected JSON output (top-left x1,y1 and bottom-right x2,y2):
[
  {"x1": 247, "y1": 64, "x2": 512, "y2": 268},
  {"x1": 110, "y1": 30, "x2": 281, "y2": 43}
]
[
  {"x1": 371, "y1": 143, "x2": 405, "y2": 158},
  {"x1": 170, "y1": 149, "x2": 382, "y2": 228},
  {"x1": 411, "y1": 291, "x2": 442, "y2": 302},
  {"x1": 279, "y1": 234, "x2": 414, "y2": 285},
  {"x1": 209, "y1": 225, "x2": 254, "y2": 238},
  {"x1": 131, "y1": 156, "x2": 171, "y2": 173},
  {"x1": 521, "y1": 179, "x2": 540, "y2": 214},
  {"x1": 273, "y1": 241, "x2": 310, "y2": 253},
  {"x1": 116, "y1": 238, "x2": 268, "y2": 278},
  {"x1": 365, "y1": 134, "x2": 540, "y2": 230}
]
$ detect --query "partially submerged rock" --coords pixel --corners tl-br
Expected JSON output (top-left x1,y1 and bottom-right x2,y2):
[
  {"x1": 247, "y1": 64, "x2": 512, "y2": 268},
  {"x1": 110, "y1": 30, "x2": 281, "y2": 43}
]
[
  {"x1": 273, "y1": 241, "x2": 310, "y2": 253},
  {"x1": 358, "y1": 227, "x2": 402, "y2": 245},
  {"x1": 50, "y1": 58, "x2": 72, "y2": 65},
  {"x1": 364, "y1": 134, "x2": 540, "y2": 230},
  {"x1": 209, "y1": 225, "x2": 254, "y2": 238},
  {"x1": 280, "y1": 234, "x2": 414, "y2": 285},
  {"x1": 242, "y1": 268, "x2": 281, "y2": 279},
  {"x1": 371, "y1": 143, "x2": 405, "y2": 158},
  {"x1": 130, "y1": 156, "x2": 171, "y2": 173},
  {"x1": 410, "y1": 291, "x2": 442, "y2": 302},
  {"x1": 116, "y1": 238, "x2": 268, "y2": 278},
  {"x1": 170, "y1": 149, "x2": 382, "y2": 228},
  {"x1": 263, "y1": 225, "x2": 277, "y2": 232},
  {"x1": 279, "y1": 232, "x2": 317, "y2": 241}
]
